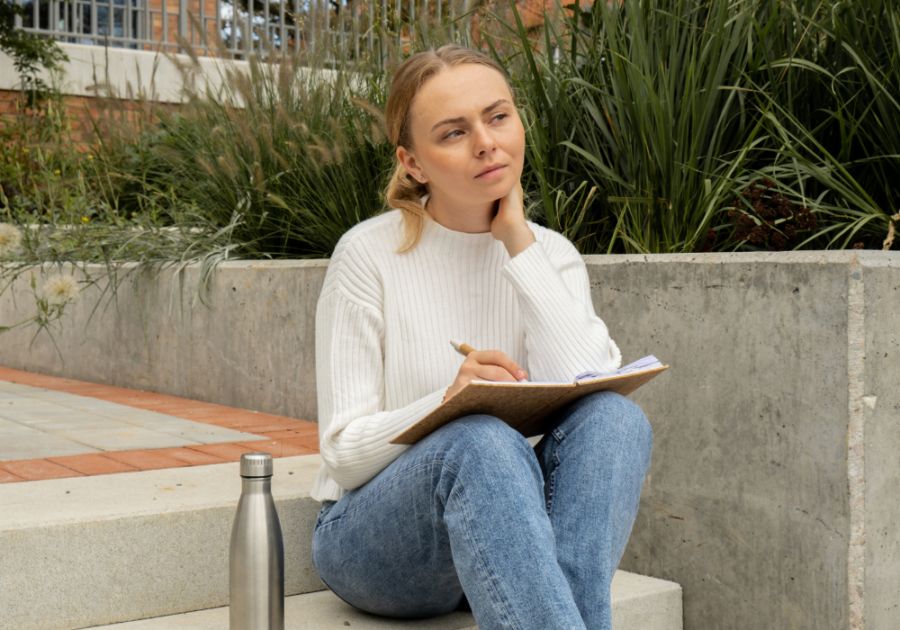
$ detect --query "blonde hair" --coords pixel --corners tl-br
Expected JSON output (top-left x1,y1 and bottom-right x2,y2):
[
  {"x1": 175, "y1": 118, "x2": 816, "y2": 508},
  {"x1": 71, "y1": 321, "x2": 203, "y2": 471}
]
[{"x1": 384, "y1": 45, "x2": 514, "y2": 253}]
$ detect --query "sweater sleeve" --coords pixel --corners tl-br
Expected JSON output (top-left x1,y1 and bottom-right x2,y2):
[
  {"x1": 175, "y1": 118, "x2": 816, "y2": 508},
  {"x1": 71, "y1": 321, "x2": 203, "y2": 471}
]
[
  {"x1": 315, "y1": 274, "x2": 450, "y2": 493},
  {"x1": 500, "y1": 237, "x2": 622, "y2": 381}
]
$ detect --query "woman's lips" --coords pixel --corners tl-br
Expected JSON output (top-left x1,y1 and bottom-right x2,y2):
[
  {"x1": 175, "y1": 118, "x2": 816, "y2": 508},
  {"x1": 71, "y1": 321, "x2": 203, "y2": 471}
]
[{"x1": 475, "y1": 165, "x2": 506, "y2": 180}]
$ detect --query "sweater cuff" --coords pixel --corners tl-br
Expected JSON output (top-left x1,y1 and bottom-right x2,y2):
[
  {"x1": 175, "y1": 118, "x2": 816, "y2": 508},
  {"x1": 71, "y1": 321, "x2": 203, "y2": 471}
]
[{"x1": 500, "y1": 240, "x2": 565, "y2": 295}]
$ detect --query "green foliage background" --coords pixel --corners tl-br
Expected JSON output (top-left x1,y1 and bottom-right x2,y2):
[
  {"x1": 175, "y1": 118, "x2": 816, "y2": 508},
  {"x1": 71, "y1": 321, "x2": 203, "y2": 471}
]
[
  {"x1": 0, "y1": 0, "x2": 68, "y2": 105},
  {"x1": 2, "y1": 0, "x2": 899, "y2": 270},
  {"x1": 499, "y1": 0, "x2": 900, "y2": 253}
]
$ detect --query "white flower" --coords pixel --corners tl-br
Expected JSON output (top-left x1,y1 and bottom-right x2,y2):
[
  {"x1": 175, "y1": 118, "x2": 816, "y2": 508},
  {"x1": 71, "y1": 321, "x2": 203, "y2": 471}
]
[
  {"x1": 0, "y1": 223, "x2": 23, "y2": 258},
  {"x1": 43, "y1": 274, "x2": 79, "y2": 305}
]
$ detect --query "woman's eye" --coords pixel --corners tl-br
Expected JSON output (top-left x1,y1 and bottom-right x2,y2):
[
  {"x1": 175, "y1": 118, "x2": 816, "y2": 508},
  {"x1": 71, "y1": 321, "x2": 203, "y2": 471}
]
[
  {"x1": 444, "y1": 130, "x2": 463, "y2": 139},
  {"x1": 492, "y1": 113, "x2": 507, "y2": 123}
]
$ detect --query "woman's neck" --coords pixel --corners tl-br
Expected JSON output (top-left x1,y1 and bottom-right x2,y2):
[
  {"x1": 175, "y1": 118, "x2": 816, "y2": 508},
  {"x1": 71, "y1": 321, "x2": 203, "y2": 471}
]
[{"x1": 425, "y1": 190, "x2": 496, "y2": 234}]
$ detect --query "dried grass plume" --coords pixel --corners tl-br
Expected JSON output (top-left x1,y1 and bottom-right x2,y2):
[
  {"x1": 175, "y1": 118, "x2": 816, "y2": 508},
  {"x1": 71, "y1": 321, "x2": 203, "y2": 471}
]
[
  {"x1": 43, "y1": 274, "x2": 80, "y2": 305},
  {"x1": 0, "y1": 223, "x2": 23, "y2": 258}
]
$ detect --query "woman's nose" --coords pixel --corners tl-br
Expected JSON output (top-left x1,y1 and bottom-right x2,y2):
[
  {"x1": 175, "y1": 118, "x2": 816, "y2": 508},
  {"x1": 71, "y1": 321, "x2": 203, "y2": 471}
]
[{"x1": 471, "y1": 123, "x2": 497, "y2": 156}]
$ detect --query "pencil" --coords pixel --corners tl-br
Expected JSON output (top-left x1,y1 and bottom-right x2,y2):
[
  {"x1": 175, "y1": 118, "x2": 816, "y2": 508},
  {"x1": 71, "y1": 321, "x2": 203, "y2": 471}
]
[{"x1": 449, "y1": 339, "x2": 477, "y2": 357}]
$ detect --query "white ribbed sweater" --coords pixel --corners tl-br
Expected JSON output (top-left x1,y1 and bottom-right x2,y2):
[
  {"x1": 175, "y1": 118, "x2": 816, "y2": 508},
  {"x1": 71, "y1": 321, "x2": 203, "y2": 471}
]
[{"x1": 310, "y1": 209, "x2": 622, "y2": 502}]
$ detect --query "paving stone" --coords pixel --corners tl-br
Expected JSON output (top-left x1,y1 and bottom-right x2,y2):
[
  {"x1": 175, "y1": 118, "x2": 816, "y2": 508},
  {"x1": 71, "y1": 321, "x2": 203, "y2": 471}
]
[
  {"x1": 0, "y1": 408, "x2": 100, "y2": 425},
  {"x1": 18, "y1": 418, "x2": 132, "y2": 432},
  {"x1": 0, "y1": 458, "x2": 85, "y2": 480},
  {"x1": 128, "y1": 401, "x2": 202, "y2": 414},
  {"x1": 261, "y1": 428, "x2": 320, "y2": 439},
  {"x1": 249, "y1": 419, "x2": 318, "y2": 431},
  {"x1": 153, "y1": 448, "x2": 230, "y2": 466},
  {"x1": 47, "y1": 453, "x2": 140, "y2": 476},
  {"x1": 0, "y1": 428, "x2": 100, "y2": 461},
  {"x1": 223, "y1": 423, "x2": 301, "y2": 434},
  {"x1": 234, "y1": 439, "x2": 318, "y2": 458},
  {"x1": 152, "y1": 424, "x2": 268, "y2": 444},
  {"x1": 0, "y1": 468, "x2": 23, "y2": 483},
  {"x1": 24, "y1": 392, "x2": 114, "y2": 408},
  {"x1": 86, "y1": 411, "x2": 264, "y2": 443},
  {"x1": 184, "y1": 411, "x2": 265, "y2": 426},
  {"x1": 94, "y1": 409, "x2": 210, "y2": 427},
  {"x1": 0, "y1": 400, "x2": 56, "y2": 413},
  {"x1": 281, "y1": 435, "x2": 321, "y2": 452},
  {"x1": 0, "y1": 381, "x2": 41, "y2": 395},
  {"x1": 89, "y1": 393, "x2": 157, "y2": 406},
  {"x1": 186, "y1": 443, "x2": 255, "y2": 462},
  {"x1": 0, "y1": 417, "x2": 37, "y2": 434},
  {"x1": 103, "y1": 450, "x2": 191, "y2": 471},
  {"x1": 56, "y1": 426, "x2": 201, "y2": 451}
]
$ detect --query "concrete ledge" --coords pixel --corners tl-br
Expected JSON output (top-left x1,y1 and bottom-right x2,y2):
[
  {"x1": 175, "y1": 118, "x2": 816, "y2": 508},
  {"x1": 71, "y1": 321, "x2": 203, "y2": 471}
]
[
  {"x1": 0, "y1": 454, "x2": 326, "y2": 630},
  {"x1": 89, "y1": 590, "x2": 478, "y2": 630},
  {"x1": 611, "y1": 571, "x2": 683, "y2": 630},
  {"x1": 86, "y1": 571, "x2": 682, "y2": 630}
]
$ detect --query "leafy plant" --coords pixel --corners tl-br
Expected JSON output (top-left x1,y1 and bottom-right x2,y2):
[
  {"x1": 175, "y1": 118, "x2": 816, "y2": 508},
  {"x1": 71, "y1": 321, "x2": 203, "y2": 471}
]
[
  {"x1": 487, "y1": 0, "x2": 764, "y2": 253},
  {"x1": 738, "y1": 0, "x2": 900, "y2": 250},
  {"x1": 486, "y1": 0, "x2": 899, "y2": 253},
  {"x1": 93, "y1": 49, "x2": 400, "y2": 258},
  {"x1": 0, "y1": 0, "x2": 68, "y2": 107},
  {"x1": 722, "y1": 178, "x2": 818, "y2": 251}
]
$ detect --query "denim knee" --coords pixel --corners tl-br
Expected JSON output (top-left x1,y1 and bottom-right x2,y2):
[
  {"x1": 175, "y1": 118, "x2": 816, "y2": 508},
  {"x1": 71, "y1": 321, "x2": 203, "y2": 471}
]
[
  {"x1": 426, "y1": 414, "x2": 537, "y2": 475},
  {"x1": 577, "y1": 391, "x2": 653, "y2": 454},
  {"x1": 429, "y1": 413, "x2": 527, "y2": 444}
]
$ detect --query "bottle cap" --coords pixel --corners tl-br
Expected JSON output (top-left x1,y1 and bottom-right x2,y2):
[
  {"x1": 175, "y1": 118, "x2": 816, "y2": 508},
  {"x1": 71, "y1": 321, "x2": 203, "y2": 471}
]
[{"x1": 240, "y1": 452, "x2": 274, "y2": 478}]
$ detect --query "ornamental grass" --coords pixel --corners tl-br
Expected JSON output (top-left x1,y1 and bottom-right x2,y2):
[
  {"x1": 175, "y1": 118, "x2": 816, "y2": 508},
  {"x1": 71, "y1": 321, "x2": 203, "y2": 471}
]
[{"x1": 0, "y1": 0, "x2": 897, "y2": 337}]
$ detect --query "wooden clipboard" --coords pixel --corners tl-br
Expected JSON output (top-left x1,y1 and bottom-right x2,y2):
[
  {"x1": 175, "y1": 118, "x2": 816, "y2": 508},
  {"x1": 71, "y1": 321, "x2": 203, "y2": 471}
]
[{"x1": 390, "y1": 365, "x2": 668, "y2": 445}]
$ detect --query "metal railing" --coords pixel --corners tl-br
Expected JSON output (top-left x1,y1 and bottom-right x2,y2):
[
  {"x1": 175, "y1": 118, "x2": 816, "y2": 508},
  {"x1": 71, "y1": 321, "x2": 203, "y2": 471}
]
[{"x1": 12, "y1": 0, "x2": 476, "y2": 62}]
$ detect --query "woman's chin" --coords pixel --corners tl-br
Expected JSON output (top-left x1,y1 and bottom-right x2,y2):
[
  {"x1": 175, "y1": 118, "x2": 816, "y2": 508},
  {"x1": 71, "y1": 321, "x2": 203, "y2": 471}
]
[
  {"x1": 473, "y1": 176, "x2": 515, "y2": 197},
  {"x1": 436, "y1": 176, "x2": 516, "y2": 208}
]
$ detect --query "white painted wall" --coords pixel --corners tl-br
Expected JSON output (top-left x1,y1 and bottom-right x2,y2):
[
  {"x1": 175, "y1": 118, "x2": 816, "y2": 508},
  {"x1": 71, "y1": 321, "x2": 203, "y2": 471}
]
[{"x1": 0, "y1": 43, "x2": 333, "y2": 105}]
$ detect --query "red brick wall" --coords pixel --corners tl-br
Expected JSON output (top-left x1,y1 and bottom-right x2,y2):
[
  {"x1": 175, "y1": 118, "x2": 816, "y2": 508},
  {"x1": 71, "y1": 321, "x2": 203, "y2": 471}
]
[
  {"x1": 0, "y1": 89, "x2": 180, "y2": 150},
  {"x1": 2, "y1": 90, "x2": 95, "y2": 147}
]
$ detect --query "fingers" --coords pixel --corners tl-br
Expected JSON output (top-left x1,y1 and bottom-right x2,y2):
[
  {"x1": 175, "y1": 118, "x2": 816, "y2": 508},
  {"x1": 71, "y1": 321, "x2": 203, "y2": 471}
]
[
  {"x1": 444, "y1": 349, "x2": 527, "y2": 403},
  {"x1": 469, "y1": 365, "x2": 517, "y2": 383},
  {"x1": 466, "y1": 350, "x2": 527, "y2": 382},
  {"x1": 497, "y1": 181, "x2": 522, "y2": 215}
]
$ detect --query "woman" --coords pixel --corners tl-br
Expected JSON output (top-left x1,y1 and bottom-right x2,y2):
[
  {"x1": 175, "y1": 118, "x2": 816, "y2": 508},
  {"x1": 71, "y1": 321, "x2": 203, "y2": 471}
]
[{"x1": 310, "y1": 44, "x2": 653, "y2": 630}]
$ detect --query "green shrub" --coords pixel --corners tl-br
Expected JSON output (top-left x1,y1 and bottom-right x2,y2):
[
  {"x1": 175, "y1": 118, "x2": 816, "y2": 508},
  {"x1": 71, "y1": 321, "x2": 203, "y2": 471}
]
[
  {"x1": 739, "y1": 0, "x2": 900, "y2": 250},
  {"x1": 488, "y1": 0, "x2": 900, "y2": 253},
  {"x1": 6, "y1": 0, "x2": 900, "y2": 264}
]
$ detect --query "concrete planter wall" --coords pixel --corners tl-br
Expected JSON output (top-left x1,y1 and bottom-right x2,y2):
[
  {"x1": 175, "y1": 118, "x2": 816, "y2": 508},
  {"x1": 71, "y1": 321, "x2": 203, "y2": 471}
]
[
  {"x1": 0, "y1": 260, "x2": 328, "y2": 421},
  {"x1": 1, "y1": 251, "x2": 898, "y2": 630}
]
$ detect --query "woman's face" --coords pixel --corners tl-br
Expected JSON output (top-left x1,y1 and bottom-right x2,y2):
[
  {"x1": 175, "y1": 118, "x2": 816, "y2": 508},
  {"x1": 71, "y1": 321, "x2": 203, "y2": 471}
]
[{"x1": 399, "y1": 63, "x2": 526, "y2": 214}]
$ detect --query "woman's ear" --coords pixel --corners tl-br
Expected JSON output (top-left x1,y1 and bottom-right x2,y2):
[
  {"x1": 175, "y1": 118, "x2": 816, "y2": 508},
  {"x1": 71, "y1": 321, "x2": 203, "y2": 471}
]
[{"x1": 396, "y1": 146, "x2": 424, "y2": 182}]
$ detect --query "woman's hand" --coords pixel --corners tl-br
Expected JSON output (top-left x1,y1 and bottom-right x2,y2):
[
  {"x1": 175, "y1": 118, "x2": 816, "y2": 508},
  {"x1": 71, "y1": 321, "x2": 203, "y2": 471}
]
[
  {"x1": 443, "y1": 350, "x2": 528, "y2": 403},
  {"x1": 491, "y1": 180, "x2": 536, "y2": 258}
]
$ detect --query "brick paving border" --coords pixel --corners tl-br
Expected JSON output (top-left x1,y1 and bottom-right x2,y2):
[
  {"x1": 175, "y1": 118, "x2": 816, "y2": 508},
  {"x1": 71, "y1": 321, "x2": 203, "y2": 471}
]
[{"x1": 0, "y1": 367, "x2": 319, "y2": 483}]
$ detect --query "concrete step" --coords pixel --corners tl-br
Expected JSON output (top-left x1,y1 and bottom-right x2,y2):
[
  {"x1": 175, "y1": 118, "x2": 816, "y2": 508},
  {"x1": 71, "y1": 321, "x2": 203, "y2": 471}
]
[
  {"x1": 0, "y1": 454, "x2": 682, "y2": 630},
  {"x1": 89, "y1": 571, "x2": 682, "y2": 630},
  {"x1": 0, "y1": 455, "x2": 324, "y2": 630}
]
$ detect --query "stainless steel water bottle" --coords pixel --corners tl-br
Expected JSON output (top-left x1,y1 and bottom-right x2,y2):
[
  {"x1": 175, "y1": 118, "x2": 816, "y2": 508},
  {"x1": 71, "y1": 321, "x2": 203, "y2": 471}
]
[{"x1": 230, "y1": 453, "x2": 285, "y2": 630}]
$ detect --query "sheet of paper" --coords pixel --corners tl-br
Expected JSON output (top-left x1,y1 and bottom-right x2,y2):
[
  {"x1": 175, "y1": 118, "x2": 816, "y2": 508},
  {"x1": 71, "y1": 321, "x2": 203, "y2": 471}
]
[
  {"x1": 573, "y1": 355, "x2": 663, "y2": 381},
  {"x1": 470, "y1": 355, "x2": 663, "y2": 386},
  {"x1": 470, "y1": 379, "x2": 568, "y2": 385}
]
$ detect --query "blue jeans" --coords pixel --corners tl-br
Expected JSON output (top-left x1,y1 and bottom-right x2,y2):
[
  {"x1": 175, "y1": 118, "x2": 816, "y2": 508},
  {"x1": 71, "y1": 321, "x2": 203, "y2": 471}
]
[{"x1": 310, "y1": 390, "x2": 653, "y2": 630}]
